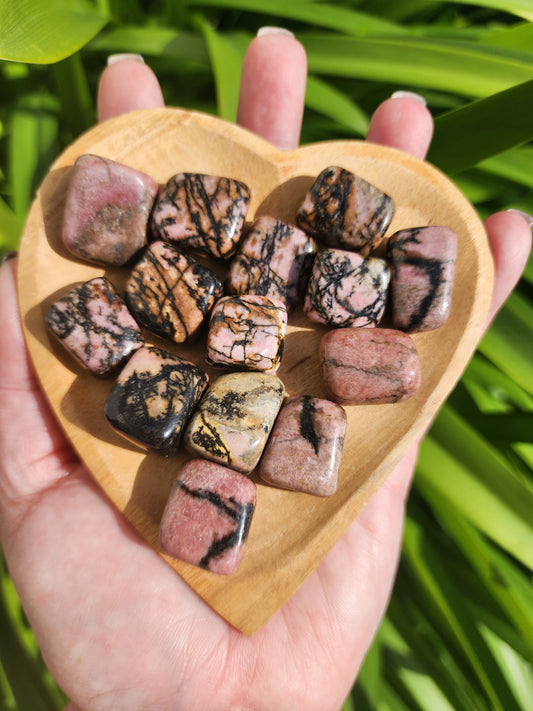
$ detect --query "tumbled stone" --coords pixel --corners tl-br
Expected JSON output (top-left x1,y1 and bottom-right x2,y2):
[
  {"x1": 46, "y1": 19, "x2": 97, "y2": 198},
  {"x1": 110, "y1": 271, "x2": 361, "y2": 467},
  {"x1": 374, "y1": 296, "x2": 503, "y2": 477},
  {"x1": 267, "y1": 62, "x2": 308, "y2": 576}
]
[
  {"x1": 388, "y1": 226, "x2": 457, "y2": 333},
  {"x1": 126, "y1": 240, "x2": 223, "y2": 344},
  {"x1": 227, "y1": 216, "x2": 316, "y2": 311},
  {"x1": 104, "y1": 346, "x2": 208, "y2": 452},
  {"x1": 258, "y1": 395, "x2": 346, "y2": 496},
  {"x1": 296, "y1": 166, "x2": 395, "y2": 254},
  {"x1": 206, "y1": 295, "x2": 287, "y2": 372},
  {"x1": 150, "y1": 173, "x2": 250, "y2": 259},
  {"x1": 304, "y1": 248, "x2": 389, "y2": 328},
  {"x1": 319, "y1": 328, "x2": 421, "y2": 405},
  {"x1": 159, "y1": 458, "x2": 256, "y2": 575},
  {"x1": 45, "y1": 277, "x2": 143, "y2": 376},
  {"x1": 184, "y1": 372, "x2": 285, "y2": 473},
  {"x1": 62, "y1": 154, "x2": 158, "y2": 266}
]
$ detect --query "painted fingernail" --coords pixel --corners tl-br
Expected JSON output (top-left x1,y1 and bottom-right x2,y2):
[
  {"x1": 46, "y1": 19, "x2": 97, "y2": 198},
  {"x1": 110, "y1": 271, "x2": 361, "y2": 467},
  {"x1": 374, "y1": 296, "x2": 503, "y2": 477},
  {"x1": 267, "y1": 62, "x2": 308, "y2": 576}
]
[
  {"x1": 257, "y1": 26, "x2": 295, "y2": 38},
  {"x1": 107, "y1": 54, "x2": 145, "y2": 66},
  {"x1": 506, "y1": 208, "x2": 533, "y2": 228},
  {"x1": 1, "y1": 251, "x2": 17, "y2": 266},
  {"x1": 391, "y1": 90, "x2": 427, "y2": 107}
]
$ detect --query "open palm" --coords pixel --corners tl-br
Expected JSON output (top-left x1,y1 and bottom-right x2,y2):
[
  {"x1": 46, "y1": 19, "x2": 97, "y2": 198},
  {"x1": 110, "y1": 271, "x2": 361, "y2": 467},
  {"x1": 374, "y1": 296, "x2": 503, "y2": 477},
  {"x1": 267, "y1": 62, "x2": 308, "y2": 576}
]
[{"x1": 0, "y1": 32, "x2": 530, "y2": 711}]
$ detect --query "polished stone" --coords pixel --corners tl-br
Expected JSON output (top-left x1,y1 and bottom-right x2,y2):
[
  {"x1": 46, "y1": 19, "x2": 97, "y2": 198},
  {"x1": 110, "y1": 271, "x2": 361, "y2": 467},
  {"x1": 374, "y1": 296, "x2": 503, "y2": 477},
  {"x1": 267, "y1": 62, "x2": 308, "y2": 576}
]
[
  {"x1": 388, "y1": 226, "x2": 457, "y2": 332},
  {"x1": 45, "y1": 277, "x2": 144, "y2": 376},
  {"x1": 304, "y1": 248, "x2": 389, "y2": 327},
  {"x1": 150, "y1": 173, "x2": 250, "y2": 259},
  {"x1": 104, "y1": 346, "x2": 208, "y2": 452},
  {"x1": 258, "y1": 395, "x2": 346, "y2": 496},
  {"x1": 296, "y1": 166, "x2": 395, "y2": 254},
  {"x1": 319, "y1": 328, "x2": 421, "y2": 405},
  {"x1": 126, "y1": 240, "x2": 223, "y2": 343},
  {"x1": 62, "y1": 154, "x2": 158, "y2": 266},
  {"x1": 206, "y1": 295, "x2": 287, "y2": 372},
  {"x1": 184, "y1": 372, "x2": 285, "y2": 473},
  {"x1": 159, "y1": 458, "x2": 256, "y2": 575},
  {"x1": 227, "y1": 215, "x2": 316, "y2": 311}
]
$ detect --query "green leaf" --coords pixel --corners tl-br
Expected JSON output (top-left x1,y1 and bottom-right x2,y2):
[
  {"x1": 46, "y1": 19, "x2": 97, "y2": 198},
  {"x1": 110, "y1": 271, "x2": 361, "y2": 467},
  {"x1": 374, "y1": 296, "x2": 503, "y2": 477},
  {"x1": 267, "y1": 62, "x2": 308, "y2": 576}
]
[
  {"x1": 428, "y1": 80, "x2": 533, "y2": 174},
  {"x1": 302, "y1": 35, "x2": 533, "y2": 97},
  {"x1": 195, "y1": 19, "x2": 244, "y2": 122},
  {"x1": 479, "y1": 292, "x2": 533, "y2": 396},
  {"x1": 187, "y1": 0, "x2": 408, "y2": 37},
  {"x1": 0, "y1": 0, "x2": 108, "y2": 64},
  {"x1": 306, "y1": 76, "x2": 369, "y2": 135},
  {"x1": 424, "y1": 0, "x2": 533, "y2": 21},
  {"x1": 0, "y1": 198, "x2": 22, "y2": 256},
  {"x1": 417, "y1": 412, "x2": 533, "y2": 569}
]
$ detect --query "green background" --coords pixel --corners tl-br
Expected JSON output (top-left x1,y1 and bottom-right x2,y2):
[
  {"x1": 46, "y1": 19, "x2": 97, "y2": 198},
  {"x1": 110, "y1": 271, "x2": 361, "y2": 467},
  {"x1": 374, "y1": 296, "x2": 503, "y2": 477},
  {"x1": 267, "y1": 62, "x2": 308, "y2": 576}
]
[{"x1": 1, "y1": 1, "x2": 532, "y2": 709}]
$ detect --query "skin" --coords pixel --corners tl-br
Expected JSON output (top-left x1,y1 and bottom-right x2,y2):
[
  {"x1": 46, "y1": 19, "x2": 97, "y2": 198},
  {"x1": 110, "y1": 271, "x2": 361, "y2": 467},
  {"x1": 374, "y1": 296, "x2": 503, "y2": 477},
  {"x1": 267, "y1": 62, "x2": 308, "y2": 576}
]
[{"x1": 0, "y1": 33, "x2": 531, "y2": 711}]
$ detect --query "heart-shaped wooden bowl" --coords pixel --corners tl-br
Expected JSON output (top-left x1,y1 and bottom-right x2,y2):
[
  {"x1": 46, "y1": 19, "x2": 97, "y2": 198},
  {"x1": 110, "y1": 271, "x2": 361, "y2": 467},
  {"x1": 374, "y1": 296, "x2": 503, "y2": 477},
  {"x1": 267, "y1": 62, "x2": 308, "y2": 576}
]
[{"x1": 17, "y1": 107, "x2": 493, "y2": 635}]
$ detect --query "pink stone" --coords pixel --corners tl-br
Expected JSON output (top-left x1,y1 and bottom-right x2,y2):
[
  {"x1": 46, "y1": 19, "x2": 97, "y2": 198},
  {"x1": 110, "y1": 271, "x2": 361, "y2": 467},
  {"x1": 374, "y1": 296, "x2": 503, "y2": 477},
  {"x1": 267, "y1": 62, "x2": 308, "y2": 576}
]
[
  {"x1": 126, "y1": 240, "x2": 223, "y2": 344},
  {"x1": 45, "y1": 277, "x2": 144, "y2": 376},
  {"x1": 206, "y1": 295, "x2": 287, "y2": 372},
  {"x1": 184, "y1": 372, "x2": 285, "y2": 473},
  {"x1": 159, "y1": 459, "x2": 256, "y2": 575},
  {"x1": 319, "y1": 328, "x2": 421, "y2": 405},
  {"x1": 304, "y1": 248, "x2": 389, "y2": 328},
  {"x1": 227, "y1": 216, "x2": 316, "y2": 311},
  {"x1": 296, "y1": 166, "x2": 395, "y2": 254},
  {"x1": 62, "y1": 154, "x2": 158, "y2": 266},
  {"x1": 150, "y1": 173, "x2": 250, "y2": 259},
  {"x1": 388, "y1": 226, "x2": 457, "y2": 332},
  {"x1": 104, "y1": 346, "x2": 209, "y2": 452},
  {"x1": 258, "y1": 395, "x2": 346, "y2": 496}
]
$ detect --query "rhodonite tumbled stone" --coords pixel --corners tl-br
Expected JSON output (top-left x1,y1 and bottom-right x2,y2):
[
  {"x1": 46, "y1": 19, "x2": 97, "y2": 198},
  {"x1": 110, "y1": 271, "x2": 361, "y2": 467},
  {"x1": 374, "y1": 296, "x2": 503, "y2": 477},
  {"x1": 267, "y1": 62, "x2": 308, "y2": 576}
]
[
  {"x1": 126, "y1": 240, "x2": 223, "y2": 343},
  {"x1": 150, "y1": 173, "x2": 251, "y2": 259},
  {"x1": 62, "y1": 154, "x2": 158, "y2": 266},
  {"x1": 159, "y1": 458, "x2": 256, "y2": 575},
  {"x1": 304, "y1": 248, "x2": 389, "y2": 328},
  {"x1": 227, "y1": 216, "x2": 316, "y2": 311},
  {"x1": 206, "y1": 295, "x2": 287, "y2": 372},
  {"x1": 45, "y1": 277, "x2": 144, "y2": 376},
  {"x1": 104, "y1": 346, "x2": 208, "y2": 452},
  {"x1": 296, "y1": 166, "x2": 395, "y2": 254},
  {"x1": 388, "y1": 226, "x2": 458, "y2": 333},
  {"x1": 319, "y1": 328, "x2": 421, "y2": 405},
  {"x1": 184, "y1": 372, "x2": 285, "y2": 473},
  {"x1": 258, "y1": 395, "x2": 346, "y2": 497}
]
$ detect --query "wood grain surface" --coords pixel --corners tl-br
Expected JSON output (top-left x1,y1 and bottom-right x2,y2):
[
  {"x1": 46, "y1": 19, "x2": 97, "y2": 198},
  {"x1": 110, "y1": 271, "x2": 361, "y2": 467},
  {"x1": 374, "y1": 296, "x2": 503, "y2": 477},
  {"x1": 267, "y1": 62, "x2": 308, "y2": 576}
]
[{"x1": 17, "y1": 107, "x2": 493, "y2": 635}]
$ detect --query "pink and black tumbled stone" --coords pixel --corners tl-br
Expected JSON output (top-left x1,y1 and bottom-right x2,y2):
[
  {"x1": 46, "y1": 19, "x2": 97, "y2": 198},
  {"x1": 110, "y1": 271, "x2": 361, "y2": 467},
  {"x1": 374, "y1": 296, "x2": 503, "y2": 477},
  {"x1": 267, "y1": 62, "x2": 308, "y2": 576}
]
[
  {"x1": 104, "y1": 346, "x2": 209, "y2": 452},
  {"x1": 296, "y1": 166, "x2": 395, "y2": 254},
  {"x1": 227, "y1": 216, "x2": 316, "y2": 311},
  {"x1": 126, "y1": 240, "x2": 223, "y2": 344},
  {"x1": 62, "y1": 154, "x2": 159, "y2": 266},
  {"x1": 387, "y1": 226, "x2": 458, "y2": 333},
  {"x1": 206, "y1": 294, "x2": 287, "y2": 372},
  {"x1": 319, "y1": 328, "x2": 421, "y2": 405},
  {"x1": 150, "y1": 173, "x2": 251, "y2": 260},
  {"x1": 159, "y1": 458, "x2": 257, "y2": 575},
  {"x1": 304, "y1": 248, "x2": 389, "y2": 328},
  {"x1": 45, "y1": 276, "x2": 144, "y2": 376},
  {"x1": 258, "y1": 395, "x2": 346, "y2": 497}
]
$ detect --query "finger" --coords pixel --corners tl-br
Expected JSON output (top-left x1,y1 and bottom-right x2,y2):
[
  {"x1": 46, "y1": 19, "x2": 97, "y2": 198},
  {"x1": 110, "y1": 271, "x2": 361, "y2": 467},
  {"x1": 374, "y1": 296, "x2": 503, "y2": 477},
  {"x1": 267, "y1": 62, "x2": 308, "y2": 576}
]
[
  {"x1": 484, "y1": 210, "x2": 532, "y2": 326},
  {"x1": 97, "y1": 54, "x2": 165, "y2": 123},
  {"x1": 237, "y1": 28, "x2": 307, "y2": 150},
  {"x1": 366, "y1": 92, "x2": 434, "y2": 160}
]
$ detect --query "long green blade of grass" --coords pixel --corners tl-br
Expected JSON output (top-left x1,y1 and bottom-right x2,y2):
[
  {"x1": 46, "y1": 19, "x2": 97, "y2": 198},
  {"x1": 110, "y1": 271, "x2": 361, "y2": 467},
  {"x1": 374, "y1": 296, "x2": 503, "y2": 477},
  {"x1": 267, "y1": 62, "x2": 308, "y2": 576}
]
[
  {"x1": 424, "y1": 0, "x2": 533, "y2": 21},
  {"x1": 0, "y1": 0, "x2": 108, "y2": 64},
  {"x1": 306, "y1": 76, "x2": 369, "y2": 135},
  {"x1": 428, "y1": 80, "x2": 533, "y2": 174}
]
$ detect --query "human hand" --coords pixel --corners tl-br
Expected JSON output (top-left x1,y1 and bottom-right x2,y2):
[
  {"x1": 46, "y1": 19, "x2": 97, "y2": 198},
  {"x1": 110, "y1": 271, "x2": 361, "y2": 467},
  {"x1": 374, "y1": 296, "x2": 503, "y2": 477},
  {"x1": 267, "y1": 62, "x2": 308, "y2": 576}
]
[{"x1": 0, "y1": 30, "x2": 531, "y2": 711}]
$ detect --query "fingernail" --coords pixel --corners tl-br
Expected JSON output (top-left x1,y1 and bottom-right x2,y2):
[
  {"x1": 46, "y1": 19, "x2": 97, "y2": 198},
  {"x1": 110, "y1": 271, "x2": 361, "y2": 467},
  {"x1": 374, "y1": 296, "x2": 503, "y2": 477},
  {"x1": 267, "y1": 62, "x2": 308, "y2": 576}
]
[
  {"x1": 107, "y1": 54, "x2": 145, "y2": 66},
  {"x1": 257, "y1": 26, "x2": 295, "y2": 38},
  {"x1": 506, "y1": 208, "x2": 533, "y2": 228},
  {"x1": 391, "y1": 90, "x2": 427, "y2": 107},
  {"x1": 1, "y1": 251, "x2": 17, "y2": 266}
]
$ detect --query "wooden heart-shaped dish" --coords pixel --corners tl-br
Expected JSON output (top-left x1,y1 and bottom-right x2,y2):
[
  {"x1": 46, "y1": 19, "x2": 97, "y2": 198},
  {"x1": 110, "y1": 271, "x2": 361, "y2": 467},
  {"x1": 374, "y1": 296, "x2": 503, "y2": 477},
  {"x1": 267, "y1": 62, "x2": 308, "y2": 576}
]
[{"x1": 17, "y1": 107, "x2": 493, "y2": 635}]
